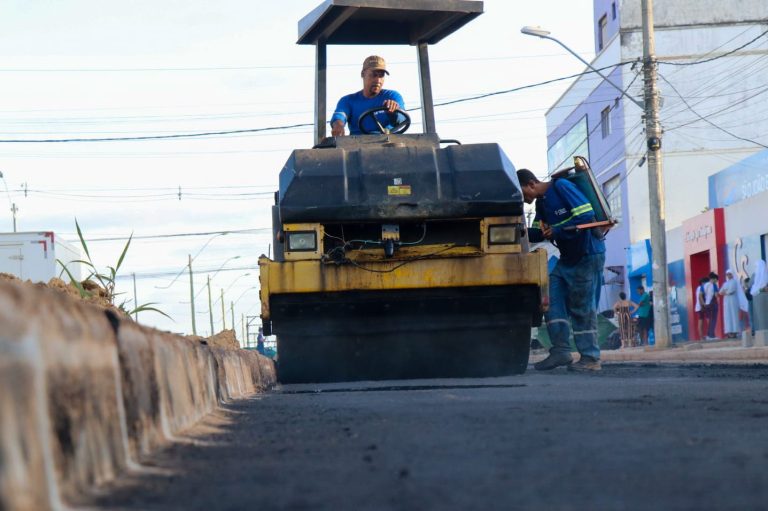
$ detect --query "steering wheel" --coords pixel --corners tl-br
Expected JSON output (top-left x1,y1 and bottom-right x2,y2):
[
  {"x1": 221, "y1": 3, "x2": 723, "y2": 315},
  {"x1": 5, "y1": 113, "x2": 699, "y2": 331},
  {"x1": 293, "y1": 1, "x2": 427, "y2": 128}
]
[{"x1": 357, "y1": 107, "x2": 411, "y2": 135}]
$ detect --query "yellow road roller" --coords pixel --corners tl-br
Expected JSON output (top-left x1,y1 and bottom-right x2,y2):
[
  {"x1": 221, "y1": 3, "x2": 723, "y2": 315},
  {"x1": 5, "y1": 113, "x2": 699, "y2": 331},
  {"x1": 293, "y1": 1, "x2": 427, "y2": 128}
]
[{"x1": 259, "y1": 0, "x2": 548, "y2": 383}]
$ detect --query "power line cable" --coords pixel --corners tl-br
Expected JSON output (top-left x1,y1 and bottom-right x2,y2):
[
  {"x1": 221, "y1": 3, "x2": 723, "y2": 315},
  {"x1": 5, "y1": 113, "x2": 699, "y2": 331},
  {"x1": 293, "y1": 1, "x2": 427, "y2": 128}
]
[
  {"x1": 0, "y1": 123, "x2": 312, "y2": 144},
  {"x1": 659, "y1": 28, "x2": 768, "y2": 67},
  {"x1": 660, "y1": 73, "x2": 768, "y2": 147},
  {"x1": 0, "y1": 52, "x2": 597, "y2": 73},
  {"x1": 0, "y1": 63, "x2": 633, "y2": 144},
  {"x1": 115, "y1": 264, "x2": 258, "y2": 280},
  {"x1": 659, "y1": 73, "x2": 768, "y2": 138},
  {"x1": 659, "y1": 54, "x2": 768, "y2": 125},
  {"x1": 81, "y1": 227, "x2": 269, "y2": 242}
]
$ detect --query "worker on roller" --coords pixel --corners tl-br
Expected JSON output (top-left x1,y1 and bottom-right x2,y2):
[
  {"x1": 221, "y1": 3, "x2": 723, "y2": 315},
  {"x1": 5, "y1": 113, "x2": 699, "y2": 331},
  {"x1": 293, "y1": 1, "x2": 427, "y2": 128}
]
[
  {"x1": 330, "y1": 55, "x2": 406, "y2": 136},
  {"x1": 516, "y1": 168, "x2": 606, "y2": 372}
]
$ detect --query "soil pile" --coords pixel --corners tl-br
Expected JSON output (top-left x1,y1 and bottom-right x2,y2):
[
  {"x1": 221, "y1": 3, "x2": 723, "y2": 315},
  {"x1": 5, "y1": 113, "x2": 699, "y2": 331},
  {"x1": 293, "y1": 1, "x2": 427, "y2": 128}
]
[
  {"x1": 206, "y1": 329, "x2": 241, "y2": 350},
  {"x1": 3, "y1": 273, "x2": 242, "y2": 347},
  {"x1": 1, "y1": 273, "x2": 123, "y2": 315},
  {"x1": 43, "y1": 277, "x2": 118, "y2": 312}
]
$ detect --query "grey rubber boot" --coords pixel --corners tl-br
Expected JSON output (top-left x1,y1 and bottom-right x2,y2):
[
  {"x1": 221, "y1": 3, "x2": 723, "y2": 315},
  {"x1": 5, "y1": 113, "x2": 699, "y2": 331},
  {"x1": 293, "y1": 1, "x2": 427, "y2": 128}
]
[{"x1": 533, "y1": 352, "x2": 574, "y2": 371}]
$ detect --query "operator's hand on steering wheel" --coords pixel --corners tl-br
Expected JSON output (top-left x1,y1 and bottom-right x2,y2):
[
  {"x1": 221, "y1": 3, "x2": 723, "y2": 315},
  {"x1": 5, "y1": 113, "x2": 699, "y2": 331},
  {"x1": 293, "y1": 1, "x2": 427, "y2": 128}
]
[
  {"x1": 357, "y1": 105, "x2": 411, "y2": 135},
  {"x1": 383, "y1": 99, "x2": 400, "y2": 113}
]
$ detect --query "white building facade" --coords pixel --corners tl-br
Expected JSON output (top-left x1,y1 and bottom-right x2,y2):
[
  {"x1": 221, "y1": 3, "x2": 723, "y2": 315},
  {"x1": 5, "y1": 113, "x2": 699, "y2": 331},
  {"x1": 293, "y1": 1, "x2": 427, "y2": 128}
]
[{"x1": 545, "y1": 0, "x2": 768, "y2": 341}]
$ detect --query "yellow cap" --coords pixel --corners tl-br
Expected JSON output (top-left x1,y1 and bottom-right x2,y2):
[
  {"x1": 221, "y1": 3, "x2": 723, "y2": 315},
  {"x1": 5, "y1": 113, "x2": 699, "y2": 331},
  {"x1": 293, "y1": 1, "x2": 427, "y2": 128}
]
[{"x1": 361, "y1": 55, "x2": 389, "y2": 75}]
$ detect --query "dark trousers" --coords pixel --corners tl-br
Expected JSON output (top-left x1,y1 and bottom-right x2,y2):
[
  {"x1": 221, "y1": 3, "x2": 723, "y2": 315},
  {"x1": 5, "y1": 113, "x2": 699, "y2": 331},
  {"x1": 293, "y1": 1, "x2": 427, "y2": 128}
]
[{"x1": 707, "y1": 300, "x2": 719, "y2": 338}]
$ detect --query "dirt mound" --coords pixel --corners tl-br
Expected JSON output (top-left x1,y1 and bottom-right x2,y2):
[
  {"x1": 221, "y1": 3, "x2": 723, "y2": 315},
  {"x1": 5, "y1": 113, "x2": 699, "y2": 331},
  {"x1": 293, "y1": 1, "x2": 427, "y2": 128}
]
[
  {"x1": 0, "y1": 272, "x2": 19, "y2": 282},
  {"x1": 45, "y1": 277, "x2": 80, "y2": 299},
  {"x1": 39, "y1": 277, "x2": 123, "y2": 315},
  {"x1": 206, "y1": 329, "x2": 241, "y2": 350}
]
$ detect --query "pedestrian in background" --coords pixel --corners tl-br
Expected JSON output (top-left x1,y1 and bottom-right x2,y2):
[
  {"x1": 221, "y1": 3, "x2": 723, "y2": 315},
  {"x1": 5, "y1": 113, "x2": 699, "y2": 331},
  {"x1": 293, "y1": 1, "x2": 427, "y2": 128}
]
[
  {"x1": 695, "y1": 276, "x2": 709, "y2": 340},
  {"x1": 648, "y1": 290, "x2": 655, "y2": 342},
  {"x1": 635, "y1": 285, "x2": 652, "y2": 345},
  {"x1": 613, "y1": 291, "x2": 638, "y2": 349},
  {"x1": 719, "y1": 270, "x2": 739, "y2": 338},
  {"x1": 256, "y1": 327, "x2": 266, "y2": 355},
  {"x1": 751, "y1": 261, "x2": 768, "y2": 295},
  {"x1": 516, "y1": 168, "x2": 606, "y2": 372},
  {"x1": 737, "y1": 275, "x2": 751, "y2": 335},
  {"x1": 706, "y1": 272, "x2": 720, "y2": 339}
]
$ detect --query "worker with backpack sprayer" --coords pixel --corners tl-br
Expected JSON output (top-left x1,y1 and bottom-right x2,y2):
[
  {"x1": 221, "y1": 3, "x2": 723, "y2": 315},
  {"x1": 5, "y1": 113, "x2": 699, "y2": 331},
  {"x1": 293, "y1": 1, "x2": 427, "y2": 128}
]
[{"x1": 517, "y1": 157, "x2": 615, "y2": 372}]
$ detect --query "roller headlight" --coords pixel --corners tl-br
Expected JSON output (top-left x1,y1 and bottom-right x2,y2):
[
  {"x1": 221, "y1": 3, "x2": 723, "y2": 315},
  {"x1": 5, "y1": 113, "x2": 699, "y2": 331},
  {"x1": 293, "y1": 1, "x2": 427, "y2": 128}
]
[
  {"x1": 287, "y1": 231, "x2": 317, "y2": 251},
  {"x1": 488, "y1": 224, "x2": 517, "y2": 245}
]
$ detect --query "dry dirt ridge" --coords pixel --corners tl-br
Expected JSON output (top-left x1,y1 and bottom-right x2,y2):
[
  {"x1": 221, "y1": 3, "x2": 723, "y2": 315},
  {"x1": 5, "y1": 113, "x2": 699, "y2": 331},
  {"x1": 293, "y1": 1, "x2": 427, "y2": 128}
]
[{"x1": 0, "y1": 272, "x2": 241, "y2": 349}]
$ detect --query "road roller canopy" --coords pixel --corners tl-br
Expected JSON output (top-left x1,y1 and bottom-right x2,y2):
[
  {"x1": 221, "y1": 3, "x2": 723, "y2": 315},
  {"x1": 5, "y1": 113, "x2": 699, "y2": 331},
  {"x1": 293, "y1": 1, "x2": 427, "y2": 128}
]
[
  {"x1": 297, "y1": 0, "x2": 483, "y2": 46},
  {"x1": 299, "y1": 0, "x2": 484, "y2": 144}
]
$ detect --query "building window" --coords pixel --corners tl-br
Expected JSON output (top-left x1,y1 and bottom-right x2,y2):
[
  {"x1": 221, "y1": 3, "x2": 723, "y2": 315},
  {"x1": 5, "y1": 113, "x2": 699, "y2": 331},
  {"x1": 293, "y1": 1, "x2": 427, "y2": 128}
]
[
  {"x1": 601, "y1": 106, "x2": 612, "y2": 138},
  {"x1": 598, "y1": 14, "x2": 608, "y2": 51},
  {"x1": 611, "y1": 2, "x2": 617, "y2": 20},
  {"x1": 546, "y1": 115, "x2": 589, "y2": 173},
  {"x1": 603, "y1": 175, "x2": 622, "y2": 224}
]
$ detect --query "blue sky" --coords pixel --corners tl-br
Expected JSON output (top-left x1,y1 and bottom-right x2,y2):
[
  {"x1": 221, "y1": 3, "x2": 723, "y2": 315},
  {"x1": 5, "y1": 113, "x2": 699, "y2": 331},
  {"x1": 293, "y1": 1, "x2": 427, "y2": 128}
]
[{"x1": 0, "y1": 0, "x2": 595, "y2": 337}]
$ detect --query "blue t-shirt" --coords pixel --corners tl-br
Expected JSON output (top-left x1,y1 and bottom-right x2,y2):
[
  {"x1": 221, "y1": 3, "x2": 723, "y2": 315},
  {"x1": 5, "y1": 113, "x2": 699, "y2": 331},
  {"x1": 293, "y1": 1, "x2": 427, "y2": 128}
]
[
  {"x1": 330, "y1": 90, "x2": 405, "y2": 135},
  {"x1": 528, "y1": 178, "x2": 606, "y2": 265}
]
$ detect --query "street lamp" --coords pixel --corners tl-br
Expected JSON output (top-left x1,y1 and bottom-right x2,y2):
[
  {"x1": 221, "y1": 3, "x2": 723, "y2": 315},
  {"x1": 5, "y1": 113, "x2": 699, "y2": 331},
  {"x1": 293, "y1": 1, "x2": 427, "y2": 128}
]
[
  {"x1": 233, "y1": 285, "x2": 258, "y2": 306},
  {"x1": 222, "y1": 272, "x2": 252, "y2": 297},
  {"x1": 154, "y1": 231, "x2": 231, "y2": 335},
  {"x1": 520, "y1": 26, "x2": 643, "y2": 109},
  {"x1": 191, "y1": 256, "x2": 243, "y2": 332},
  {"x1": 212, "y1": 272, "x2": 253, "y2": 309},
  {"x1": 155, "y1": 232, "x2": 230, "y2": 290},
  {"x1": 209, "y1": 255, "x2": 241, "y2": 281},
  {"x1": 231, "y1": 286, "x2": 258, "y2": 344},
  {"x1": 206, "y1": 270, "x2": 250, "y2": 334}
]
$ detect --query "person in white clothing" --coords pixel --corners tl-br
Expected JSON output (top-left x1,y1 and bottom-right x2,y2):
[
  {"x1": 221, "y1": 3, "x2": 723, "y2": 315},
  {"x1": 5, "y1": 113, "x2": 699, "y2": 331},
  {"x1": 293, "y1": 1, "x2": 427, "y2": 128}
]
[
  {"x1": 718, "y1": 270, "x2": 739, "y2": 338},
  {"x1": 736, "y1": 274, "x2": 751, "y2": 334},
  {"x1": 751, "y1": 260, "x2": 768, "y2": 296}
]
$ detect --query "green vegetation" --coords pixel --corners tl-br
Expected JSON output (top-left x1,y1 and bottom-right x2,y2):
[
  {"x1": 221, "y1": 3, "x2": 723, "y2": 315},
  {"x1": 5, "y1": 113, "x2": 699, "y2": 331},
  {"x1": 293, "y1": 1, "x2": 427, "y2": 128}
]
[{"x1": 57, "y1": 219, "x2": 170, "y2": 320}]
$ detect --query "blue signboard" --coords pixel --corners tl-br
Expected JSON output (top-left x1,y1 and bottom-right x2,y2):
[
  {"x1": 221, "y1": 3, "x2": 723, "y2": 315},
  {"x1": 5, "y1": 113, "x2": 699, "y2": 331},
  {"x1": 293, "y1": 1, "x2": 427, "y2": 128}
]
[
  {"x1": 667, "y1": 260, "x2": 688, "y2": 343},
  {"x1": 709, "y1": 149, "x2": 768, "y2": 208},
  {"x1": 628, "y1": 239, "x2": 651, "y2": 278},
  {"x1": 627, "y1": 239, "x2": 689, "y2": 342}
]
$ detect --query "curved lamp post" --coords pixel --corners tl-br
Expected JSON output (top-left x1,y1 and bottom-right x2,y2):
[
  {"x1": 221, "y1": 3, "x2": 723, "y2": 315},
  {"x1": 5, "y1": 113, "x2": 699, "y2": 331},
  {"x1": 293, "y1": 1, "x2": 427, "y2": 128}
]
[
  {"x1": 231, "y1": 286, "x2": 258, "y2": 340},
  {"x1": 520, "y1": 26, "x2": 643, "y2": 109}
]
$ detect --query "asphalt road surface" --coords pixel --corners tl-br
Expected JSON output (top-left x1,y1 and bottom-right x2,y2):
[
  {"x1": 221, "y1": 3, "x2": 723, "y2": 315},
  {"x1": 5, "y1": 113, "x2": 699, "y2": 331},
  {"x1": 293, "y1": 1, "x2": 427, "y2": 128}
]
[{"x1": 90, "y1": 364, "x2": 768, "y2": 511}]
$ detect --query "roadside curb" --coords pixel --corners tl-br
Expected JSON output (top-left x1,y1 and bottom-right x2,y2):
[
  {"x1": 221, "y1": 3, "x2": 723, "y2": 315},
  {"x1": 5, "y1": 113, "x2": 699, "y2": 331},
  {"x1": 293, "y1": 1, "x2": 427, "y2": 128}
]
[
  {"x1": 0, "y1": 278, "x2": 276, "y2": 511},
  {"x1": 531, "y1": 340, "x2": 768, "y2": 366}
]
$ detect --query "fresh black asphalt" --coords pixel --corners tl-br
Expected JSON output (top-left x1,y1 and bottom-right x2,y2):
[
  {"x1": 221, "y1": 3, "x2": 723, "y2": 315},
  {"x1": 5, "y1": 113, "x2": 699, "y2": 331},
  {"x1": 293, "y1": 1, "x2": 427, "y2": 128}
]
[{"x1": 91, "y1": 364, "x2": 768, "y2": 511}]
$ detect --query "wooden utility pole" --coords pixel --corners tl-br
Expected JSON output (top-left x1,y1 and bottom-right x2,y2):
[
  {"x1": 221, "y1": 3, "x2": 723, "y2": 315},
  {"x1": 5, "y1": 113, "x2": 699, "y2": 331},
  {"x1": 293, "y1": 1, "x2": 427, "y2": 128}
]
[
  {"x1": 188, "y1": 255, "x2": 197, "y2": 335},
  {"x1": 11, "y1": 203, "x2": 17, "y2": 232},
  {"x1": 642, "y1": 0, "x2": 671, "y2": 348},
  {"x1": 242, "y1": 313, "x2": 246, "y2": 348},
  {"x1": 132, "y1": 273, "x2": 138, "y2": 321},
  {"x1": 207, "y1": 276, "x2": 214, "y2": 335},
  {"x1": 230, "y1": 301, "x2": 235, "y2": 337},
  {"x1": 221, "y1": 289, "x2": 226, "y2": 330}
]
